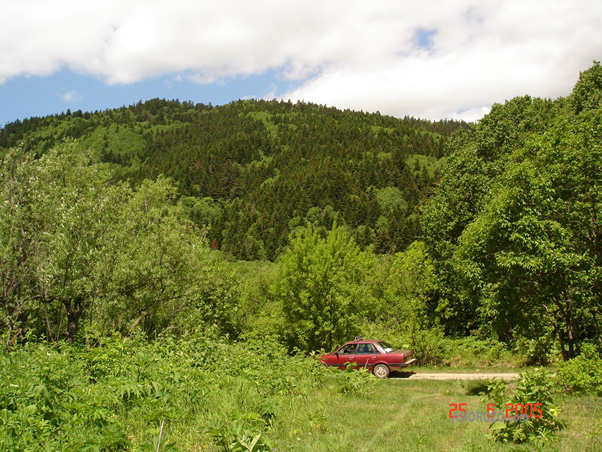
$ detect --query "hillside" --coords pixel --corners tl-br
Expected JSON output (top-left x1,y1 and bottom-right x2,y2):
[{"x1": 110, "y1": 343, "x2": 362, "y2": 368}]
[
  {"x1": 0, "y1": 99, "x2": 467, "y2": 259},
  {"x1": 1, "y1": 63, "x2": 601, "y2": 357}
]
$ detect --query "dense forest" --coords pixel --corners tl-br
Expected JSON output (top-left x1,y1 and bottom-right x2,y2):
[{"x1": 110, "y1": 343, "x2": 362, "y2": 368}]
[
  {"x1": 1, "y1": 62, "x2": 601, "y2": 361},
  {"x1": 0, "y1": 97, "x2": 465, "y2": 260},
  {"x1": 422, "y1": 62, "x2": 602, "y2": 360}
]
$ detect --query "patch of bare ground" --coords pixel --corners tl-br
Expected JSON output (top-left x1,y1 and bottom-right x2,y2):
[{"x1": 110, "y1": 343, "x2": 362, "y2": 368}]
[{"x1": 392, "y1": 371, "x2": 520, "y2": 380}]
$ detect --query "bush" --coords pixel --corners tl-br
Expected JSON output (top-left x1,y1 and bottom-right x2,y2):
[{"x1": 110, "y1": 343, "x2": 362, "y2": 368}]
[
  {"x1": 0, "y1": 341, "x2": 129, "y2": 451},
  {"x1": 336, "y1": 362, "x2": 376, "y2": 397},
  {"x1": 486, "y1": 368, "x2": 564, "y2": 445},
  {"x1": 443, "y1": 337, "x2": 517, "y2": 367},
  {"x1": 408, "y1": 336, "x2": 519, "y2": 367},
  {"x1": 411, "y1": 328, "x2": 446, "y2": 365},
  {"x1": 0, "y1": 334, "x2": 334, "y2": 451},
  {"x1": 555, "y1": 343, "x2": 602, "y2": 395},
  {"x1": 513, "y1": 335, "x2": 556, "y2": 366}
]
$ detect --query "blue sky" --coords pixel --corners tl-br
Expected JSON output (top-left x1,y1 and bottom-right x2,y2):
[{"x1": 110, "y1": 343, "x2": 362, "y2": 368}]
[
  {"x1": 0, "y1": 68, "x2": 302, "y2": 125},
  {"x1": 1, "y1": 0, "x2": 601, "y2": 127}
]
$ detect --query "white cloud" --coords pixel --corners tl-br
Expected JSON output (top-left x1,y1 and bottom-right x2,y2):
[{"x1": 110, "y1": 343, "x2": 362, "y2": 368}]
[
  {"x1": 59, "y1": 90, "x2": 82, "y2": 103},
  {"x1": 1, "y1": 0, "x2": 601, "y2": 120}
]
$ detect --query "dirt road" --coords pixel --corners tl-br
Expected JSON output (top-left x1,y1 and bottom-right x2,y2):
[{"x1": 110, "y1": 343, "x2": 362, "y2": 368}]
[{"x1": 392, "y1": 371, "x2": 520, "y2": 381}]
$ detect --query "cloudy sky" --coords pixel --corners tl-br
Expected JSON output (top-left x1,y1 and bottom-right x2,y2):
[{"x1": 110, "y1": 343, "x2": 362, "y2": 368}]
[{"x1": 1, "y1": 0, "x2": 601, "y2": 126}]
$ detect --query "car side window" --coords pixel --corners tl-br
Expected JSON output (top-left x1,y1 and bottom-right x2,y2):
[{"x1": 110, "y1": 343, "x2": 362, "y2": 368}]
[
  {"x1": 357, "y1": 343, "x2": 379, "y2": 354},
  {"x1": 339, "y1": 344, "x2": 357, "y2": 355}
]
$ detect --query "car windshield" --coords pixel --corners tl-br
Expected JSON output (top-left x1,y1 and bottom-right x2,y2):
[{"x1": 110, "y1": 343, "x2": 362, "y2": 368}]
[{"x1": 378, "y1": 342, "x2": 395, "y2": 353}]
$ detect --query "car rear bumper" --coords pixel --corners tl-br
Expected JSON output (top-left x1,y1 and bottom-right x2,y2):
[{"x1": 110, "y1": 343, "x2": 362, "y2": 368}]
[{"x1": 390, "y1": 358, "x2": 417, "y2": 370}]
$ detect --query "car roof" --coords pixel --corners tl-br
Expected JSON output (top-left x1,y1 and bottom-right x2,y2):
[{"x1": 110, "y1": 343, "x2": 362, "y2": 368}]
[{"x1": 343, "y1": 340, "x2": 382, "y2": 345}]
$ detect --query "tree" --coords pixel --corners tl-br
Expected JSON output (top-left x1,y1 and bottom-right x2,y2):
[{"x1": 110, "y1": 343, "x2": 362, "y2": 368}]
[
  {"x1": 454, "y1": 103, "x2": 602, "y2": 358},
  {"x1": 0, "y1": 143, "x2": 124, "y2": 342},
  {"x1": 0, "y1": 142, "x2": 236, "y2": 342},
  {"x1": 380, "y1": 241, "x2": 440, "y2": 348},
  {"x1": 272, "y1": 226, "x2": 369, "y2": 351},
  {"x1": 422, "y1": 96, "x2": 558, "y2": 335},
  {"x1": 96, "y1": 177, "x2": 222, "y2": 337}
]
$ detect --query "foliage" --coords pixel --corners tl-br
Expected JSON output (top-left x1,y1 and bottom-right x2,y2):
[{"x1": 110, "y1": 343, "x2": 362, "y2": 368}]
[
  {"x1": 336, "y1": 362, "x2": 376, "y2": 397},
  {"x1": 272, "y1": 226, "x2": 369, "y2": 351},
  {"x1": 0, "y1": 340, "x2": 129, "y2": 451},
  {"x1": 452, "y1": 102, "x2": 602, "y2": 358},
  {"x1": 0, "y1": 334, "x2": 332, "y2": 451},
  {"x1": 555, "y1": 343, "x2": 602, "y2": 395},
  {"x1": 487, "y1": 369, "x2": 564, "y2": 445},
  {"x1": 1, "y1": 99, "x2": 465, "y2": 261},
  {"x1": 3, "y1": 66, "x2": 602, "y2": 451},
  {"x1": 421, "y1": 62, "x2": 602, "y2": 358},
  {"x1": 570, "y1": 60, "x2": 602, "y2": 114},
  {"x1": 209, "y1": 418, "x2": 274, "y2": 452},
  {"x1": 0, "y1": 143, "x2": 238, "y2": 343},
  {"x1": 512, "y1": 333, "x2": 557, "y2": 366},
  {"x1": 439, "y1": 337, "x2": 516, "y2": 367},
  {"x1": 3, "y1": 64, "x2": 602, "y2": 368},
  {"x1": 1, "y1": 335, "x2": 599, "y2": 452},
  {"x1": 1, "y1": 143, "x2": 127, "y2": 342},
  {"x1": 379, "y1": 242, "x2": 441, "y2": 352}
]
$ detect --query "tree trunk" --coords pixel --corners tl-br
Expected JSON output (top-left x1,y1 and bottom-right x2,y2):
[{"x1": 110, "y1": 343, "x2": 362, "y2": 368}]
[
  {"x1": 64, "y1": 296, "x2": 84, "y2": 342},
  {"x1": 564, "y1": 296, "x2": 580, "y2": 359},
  {"x1": 557, "y1": 330, "x2": 568, "y2": 361}
]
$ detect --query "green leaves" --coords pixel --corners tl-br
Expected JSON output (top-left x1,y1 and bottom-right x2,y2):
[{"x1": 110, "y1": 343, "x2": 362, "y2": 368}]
[
  {"x1": 457, "y1": 103, "x2": 602, "y2": 356},
  {"x1": 556, "y1": 343, "x2": 602, "y2": 395},
  {"x1": 273, "y1": 226, "x2": 368, "y2": 351},
  {"x1": 570, "y1": 61, "x2": 602, "y2": 114},
  {"x1": 486, "y1": 369, "x2": 564, "y2": 444},
  {"x1": 1, "y1": 141, "x2": 238, "y2": 342},
  {"x1": 0, "y1": 333, "x2": 335, "y2": 451},
  {"x1": 422, "y1": 62, "x2": 602, "y2": 354}
]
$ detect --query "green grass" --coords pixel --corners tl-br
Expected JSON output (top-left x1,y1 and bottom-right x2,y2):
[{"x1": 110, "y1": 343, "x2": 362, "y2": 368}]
[
  {"x1": 272, "y1": 376, "x2": 602, "y2": 452},
  {"x1": 1, "y1": 338, "x2": 599, "y2": 452}
]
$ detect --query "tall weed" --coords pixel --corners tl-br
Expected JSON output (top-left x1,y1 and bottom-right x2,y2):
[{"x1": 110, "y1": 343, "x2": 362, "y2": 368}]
[
  {"x1": 555, "y1": 343, "x2": 602, "y2": 395},
  {"x1": 0, "y1": 333, "x2": 334, "y2": 451},
  {"x1": 486, "y1": 368, "x2": 564, "y2": 445}
]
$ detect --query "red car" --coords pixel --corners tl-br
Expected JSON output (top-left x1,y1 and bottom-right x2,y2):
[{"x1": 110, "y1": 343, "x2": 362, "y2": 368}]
[{"x1": 320, "y1": 338, "x2": 416, "y2": 378}]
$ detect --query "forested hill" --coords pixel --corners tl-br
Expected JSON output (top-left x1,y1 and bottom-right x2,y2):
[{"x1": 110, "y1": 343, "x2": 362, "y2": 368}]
[
  {"x1": 1, "y1": 63, "x2": 601, "y2": 360},
  {"x1": 0, "y1": 99, "x2": 467, "y2": 260}
]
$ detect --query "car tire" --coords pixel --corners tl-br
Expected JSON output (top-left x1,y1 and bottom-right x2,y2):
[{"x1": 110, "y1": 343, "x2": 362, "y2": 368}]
[{"x1": 373, "y1": 364, "x2": 390, "y2": 379}]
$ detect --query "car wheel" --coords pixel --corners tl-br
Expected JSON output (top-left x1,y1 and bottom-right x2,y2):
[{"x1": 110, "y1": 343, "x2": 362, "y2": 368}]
[{"x1": 373, "y1": 364, "x2": 390, "y2": 379}]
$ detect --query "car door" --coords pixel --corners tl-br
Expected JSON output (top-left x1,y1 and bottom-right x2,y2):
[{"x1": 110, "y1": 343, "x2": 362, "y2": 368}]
[
  {"x1": 355, "y1": 343, "x2": 380, "y2": 370},
  {"x1": 333, "y1": 343, "x2": 358, "y2": 369}
]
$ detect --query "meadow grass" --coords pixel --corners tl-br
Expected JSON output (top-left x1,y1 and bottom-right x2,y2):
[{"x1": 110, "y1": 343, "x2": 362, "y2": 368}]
[
  {"x1": 1, "y1": 338, "x2": 599, "y2": 452},
  {"x1": 271, "y1": 376, "x2": 602, "y2": 452}
]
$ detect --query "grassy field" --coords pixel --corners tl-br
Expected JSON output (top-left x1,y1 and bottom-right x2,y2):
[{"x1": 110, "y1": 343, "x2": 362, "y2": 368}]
[
  {"x1": 1, "y1": 338, "x2": 600, "y2": 451},
  {"x1": 271, "y1": 376, "x2": 602, "y2": 452}
]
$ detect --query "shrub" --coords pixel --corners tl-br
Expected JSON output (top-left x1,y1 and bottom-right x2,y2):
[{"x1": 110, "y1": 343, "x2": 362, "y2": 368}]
[
  {"x1": 209, "y1": 417, "x2": 274, "y2": 452},
  {"x1": 0, "y1": 334, "x2": 335, "y2": 451},
  {"x1": 413, "y1": 336, "x2": 519, "y2": 367},
  {"x1": 513, "y1": 335, "x2": 556, "y2": 366},
  {"x1": 555, "y1": 343, "x2": 602, "y2": 395},
  {"x1": 0, "y1": 341, "x2": 130, "y2": 451},
  {"x1": 411, "y1": 328, "x2": 447, "y2": 365},
  {"x1": 337, "y1": 362, "x2": 376, "y2": 397},
  {"x1": 486, "y1": 368, "x2": 564, "y2": 444}
]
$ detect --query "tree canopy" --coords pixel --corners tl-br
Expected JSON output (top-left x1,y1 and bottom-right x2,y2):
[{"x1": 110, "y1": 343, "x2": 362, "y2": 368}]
[
  {"x1": 422, "y1": 62, "x2": 602, "y2": 358},
  {"x1": 1, "y1": 63, "x2": 602, "y2": 359}
]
